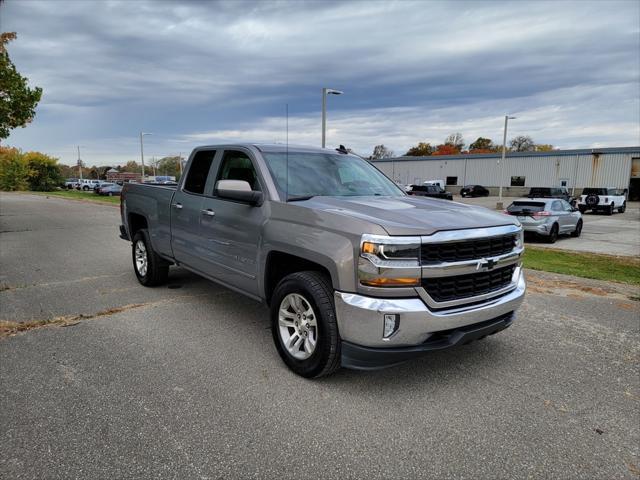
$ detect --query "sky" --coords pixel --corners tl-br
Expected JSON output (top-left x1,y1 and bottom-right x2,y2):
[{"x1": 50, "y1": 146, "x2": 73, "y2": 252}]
[{"x1": 2, "y1": 0, "x2": 639, "y2": 167}]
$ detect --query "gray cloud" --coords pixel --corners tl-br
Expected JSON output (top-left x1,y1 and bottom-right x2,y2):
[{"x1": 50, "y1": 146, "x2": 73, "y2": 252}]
[{"x1": 2, "y1": 0, "x2": 639, "y2": 165}]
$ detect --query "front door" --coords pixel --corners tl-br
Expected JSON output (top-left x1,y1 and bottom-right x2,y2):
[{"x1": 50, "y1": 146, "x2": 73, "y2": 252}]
[
  {"x1": 199, "y1": 149, "x2": 266, "y2": 296},
  {"x1": 170, "y1": 149, "x2": 217, "y2": 269}
]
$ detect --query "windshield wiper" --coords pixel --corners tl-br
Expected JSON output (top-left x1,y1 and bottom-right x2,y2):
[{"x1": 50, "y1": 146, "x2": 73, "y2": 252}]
[{"x1": 287, "y1": 195, "x2": 315, "y2": 202}]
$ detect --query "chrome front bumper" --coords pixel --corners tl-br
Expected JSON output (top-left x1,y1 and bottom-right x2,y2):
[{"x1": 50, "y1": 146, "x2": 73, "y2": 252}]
[{"x1": 334, "y1": 267, "x2": 526, "y2": 348}]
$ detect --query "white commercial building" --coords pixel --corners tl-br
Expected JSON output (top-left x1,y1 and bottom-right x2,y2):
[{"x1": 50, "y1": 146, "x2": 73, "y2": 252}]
[{"x1": 372, "y1": 147, "x2": 640, "y2": 199}]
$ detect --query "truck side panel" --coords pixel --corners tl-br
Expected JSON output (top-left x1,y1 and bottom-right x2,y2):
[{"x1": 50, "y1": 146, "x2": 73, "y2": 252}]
[{"x1": 123, "y1": 184, "x2": 175, "y2": 259}]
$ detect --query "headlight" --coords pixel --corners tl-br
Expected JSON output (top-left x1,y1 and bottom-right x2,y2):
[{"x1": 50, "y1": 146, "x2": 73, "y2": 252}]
[
  {"x1": 358, "y1": 234, "x2": 421, "y2": 287},
  {"x1": 515, "y1": 229, "x2": 524, "y2": 249}
]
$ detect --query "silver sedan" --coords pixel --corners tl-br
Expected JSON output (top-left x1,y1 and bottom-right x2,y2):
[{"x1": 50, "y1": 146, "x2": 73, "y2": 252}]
[{"x1": 505, "y1": 198, "x2": 583, "y2": 243}]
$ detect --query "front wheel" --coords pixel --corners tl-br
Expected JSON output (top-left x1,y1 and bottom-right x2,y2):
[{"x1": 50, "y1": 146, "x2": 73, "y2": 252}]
[
  {"x1": 131, "y1": 229, "x2": 169, "y2": 286},
  {"x1": 271, "y1": 271, "x2": 341, "y2": 378},
  {"x1": 618, "y1": 202, "x2": 626, "y2": 213}
]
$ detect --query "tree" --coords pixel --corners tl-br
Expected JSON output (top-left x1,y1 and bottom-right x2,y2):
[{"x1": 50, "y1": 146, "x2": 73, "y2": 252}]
[
  {"x1": 370, "y1": 144, "x2": 394, "y2": 160},
  {"x1": 0, "y1": 32, "x2": 43, "y2": 140},
  {"x1": 469, "y1": 137, "x2": 496, "y2": 153},
  {"x1": 535, "y1": 144, "x2": 555, "y2": 152},
  {"x1": 509, "y1": 135, "x2": 535, "y2": 152},
  {"x1": 432, "y1": 144, "x2": 460, "y2": 156},
  {"x1": 23, "y1": 151, "x2": 63, "y2": 191},
  {"x1": 405, "y1": 142, "x2": 433, "y2": 156},
  {"x1": 445, "y1": 132, "x2": 465, "y2": 151},
  {"x1": 0, "y1": 146, "x2": 30, "y2": 190},
  {"x1": 123, "y1": 160, "x2": 140, "y2": 172},
  {"x1": 156, "y1": 156, "x2": 181, "y2": 178}
]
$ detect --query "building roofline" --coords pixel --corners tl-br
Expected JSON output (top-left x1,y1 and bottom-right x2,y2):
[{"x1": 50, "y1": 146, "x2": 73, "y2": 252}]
[{"x1": 372, "y1": 146, "x2": 640, "y2": 162}]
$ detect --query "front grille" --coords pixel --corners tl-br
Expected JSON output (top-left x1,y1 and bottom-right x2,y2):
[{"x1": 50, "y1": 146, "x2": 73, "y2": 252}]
[
  {"x1": 421, "y1": 234, "x2": 517, "y2": 263},
  {"x1": 422, "y1": 265, "x2": 516, "y2": 302}
]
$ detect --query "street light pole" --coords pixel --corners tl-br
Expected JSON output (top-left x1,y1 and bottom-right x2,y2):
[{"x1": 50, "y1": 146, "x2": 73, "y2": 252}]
[
  {"x1": 498, "y1": 115, "x2": 516, "y2": 208},
  {"x1": 321, "y1": 87, "x2": 343, "y2": 148},
  {"x1": 139, "y1": 132, "x2": 151, "y2": 181},
  {"x1": 77, "y1": 145, "x2": 83, "y2": 180}
]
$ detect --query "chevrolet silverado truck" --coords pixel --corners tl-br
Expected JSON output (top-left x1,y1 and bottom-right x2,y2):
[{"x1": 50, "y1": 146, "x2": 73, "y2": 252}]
[{"x1": 119, "y1": 144, "x2": 526, "y2": 378}]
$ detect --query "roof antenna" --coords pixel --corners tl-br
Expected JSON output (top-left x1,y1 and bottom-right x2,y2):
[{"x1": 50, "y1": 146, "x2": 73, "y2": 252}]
[{"x1": 285, "y1": 103, "x2": 289, "y2": 202}]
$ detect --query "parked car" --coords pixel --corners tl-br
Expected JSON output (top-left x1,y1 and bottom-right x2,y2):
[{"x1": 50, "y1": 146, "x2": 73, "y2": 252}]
[
  {"x1": 64, "y1": 178, "x2": 78, "y2": 189},
  {"x1": 576, "y1": 188, "x2": 626, "y2": 215},
  {"x1": 423, "y1": 179, "x2": 445, "y2": 189},
  {"x1": 527, "y1": 187, "x2": 571, "y2": 202},
  {"x1": 407, "y1": 184, "x2": 453, "y2": 200},
  {"x1": 120, "y1": 143, "x2": 525, "y2": 378},
  {"x1": 98, "y1": 184, "x2": 122, "y2": 196},
  {"x1": 460, "y1": 185, "x2": 490, "y2": 197},
  {"x1": 92, "y1": 180, "x2": 113, "y2": 191},
  {"x1": 505, "y1": 198, "x2": 582, "y2": 243},
  {"x1": 75, "y1": 179, "x2": 101, "y2": 191}
]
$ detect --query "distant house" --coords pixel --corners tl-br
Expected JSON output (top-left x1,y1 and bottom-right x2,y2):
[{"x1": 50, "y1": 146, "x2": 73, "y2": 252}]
[{"x1": 106, "y1": 169, "x2": 141, "y2": 183}]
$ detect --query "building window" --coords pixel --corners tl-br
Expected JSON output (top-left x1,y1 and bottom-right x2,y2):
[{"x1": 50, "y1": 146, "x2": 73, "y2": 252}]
[
  {"x1": 510, "y1": 176, "x2": 525, "y2": 187},
  {"x1": 446, "y1": 176, "x2": 458, "y2": 186}
]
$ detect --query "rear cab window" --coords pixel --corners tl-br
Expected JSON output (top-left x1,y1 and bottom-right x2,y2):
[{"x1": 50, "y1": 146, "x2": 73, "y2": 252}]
[{"x1": 183, "y1": 150, "x2": 216, "y2": 194}]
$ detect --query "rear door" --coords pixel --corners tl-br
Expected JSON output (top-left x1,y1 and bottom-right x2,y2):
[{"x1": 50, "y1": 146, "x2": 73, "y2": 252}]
[
  {"x1": 170, "y1": 149, "x2": 217, "y2": 268},
  {"x1": 198, "y1": 148, "x2": 267, "y2": 296},
  {"x1": 551, "y1": 200, "x2": 570, "y2": 233}
]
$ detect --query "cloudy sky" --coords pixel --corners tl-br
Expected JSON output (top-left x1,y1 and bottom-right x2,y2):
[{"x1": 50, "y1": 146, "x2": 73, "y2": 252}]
[{"x1": 2, "y1": 0, "x2": 639, "y2": 166}]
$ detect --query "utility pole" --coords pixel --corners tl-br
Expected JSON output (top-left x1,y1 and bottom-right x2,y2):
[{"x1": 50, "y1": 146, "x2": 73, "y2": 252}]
[
  {"x1": 77, "y1": 146, "x2": 83, "y2": 180},
  {"x1": 497, "y1": 115, "x2": 516, "y2": 209},
  {"x1": 178, "y1": 152, "x2": 183, "y2": 175},
  {"x1": 321, "y1": 88, "x2": 343, "y2": 148},
  {"x1": 139, "y1": 132, "x2": 151, "y2": 181}
]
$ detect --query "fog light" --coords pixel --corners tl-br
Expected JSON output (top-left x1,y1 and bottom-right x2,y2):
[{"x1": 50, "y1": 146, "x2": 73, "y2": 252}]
[{"x1": 383, "y1": 314, "x2": 400, "y2": 338}]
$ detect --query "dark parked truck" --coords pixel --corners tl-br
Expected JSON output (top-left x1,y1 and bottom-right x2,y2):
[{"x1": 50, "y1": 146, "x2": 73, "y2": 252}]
[{"x1": 120, "y1": 144, "x2": 526, "y2": 377}]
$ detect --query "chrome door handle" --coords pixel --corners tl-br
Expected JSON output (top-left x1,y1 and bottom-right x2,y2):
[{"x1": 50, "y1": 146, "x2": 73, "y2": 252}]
[
  {"x1": 172, "y1": 203, "x2": 183, "y2": 209},
  {"x1": 201, "y1": 209, "x2": 215, "y2": 217}
]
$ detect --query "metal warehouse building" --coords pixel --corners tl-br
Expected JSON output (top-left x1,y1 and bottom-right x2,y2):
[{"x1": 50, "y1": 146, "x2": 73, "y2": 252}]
[{"x1": 372, "y1": 146, "x2": 640, "y2": 199}]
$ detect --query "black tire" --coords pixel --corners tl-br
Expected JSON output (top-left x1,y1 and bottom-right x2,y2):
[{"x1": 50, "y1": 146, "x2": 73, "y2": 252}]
[
  {"x1": 606, "y1": 203, "x2": 614, "y2": 215},
  {"x1": 547, "y1": 223, "x2": 559, "y2": 243},
  {"x1": 571, "y1": 219, "x2": 583, "y2": 237},
  {"x1": 270, "y1": 271, "x2": 341, "y2": 378},
  {"x1": 131, "y1": 229, "x2": 169, "y2": 286},
  {"x1": 618, "y1": 202, "x2": 626, "y2": 213},
  {"x1": 578, "y1": 205, "x2": 587, "y2": 214}
]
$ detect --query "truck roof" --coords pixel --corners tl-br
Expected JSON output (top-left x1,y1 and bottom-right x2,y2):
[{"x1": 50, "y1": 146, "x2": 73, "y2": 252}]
[{"x1": 194, "y1": 143, "x2": 344, "y2": 154}]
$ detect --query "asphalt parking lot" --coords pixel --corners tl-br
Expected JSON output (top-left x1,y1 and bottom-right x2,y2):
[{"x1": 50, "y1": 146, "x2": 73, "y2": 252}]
[
  {"x1": 1, "y1": 193, "x2": 639, "y2": 479},
  {"x1": 457, "y1": 196, "x2": 640, "y2": 257}
]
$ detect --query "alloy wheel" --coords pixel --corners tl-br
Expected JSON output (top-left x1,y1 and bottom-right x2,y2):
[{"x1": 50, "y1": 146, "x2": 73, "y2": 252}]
[
  {"x1": 134, "y1": 240, "x2": 148, "y2": 277},
  {"x1": 278, "y1": 293, "x2": 318, "y2": 360}
]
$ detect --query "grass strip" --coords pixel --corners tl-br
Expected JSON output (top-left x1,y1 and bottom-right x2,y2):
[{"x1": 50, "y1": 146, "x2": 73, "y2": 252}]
[
  {"x1": 523, "y1": 247, "x2": 640, "y2": 286},
  {"x1": 32, "y1": 190, "x2": 120, "y2": 204}
]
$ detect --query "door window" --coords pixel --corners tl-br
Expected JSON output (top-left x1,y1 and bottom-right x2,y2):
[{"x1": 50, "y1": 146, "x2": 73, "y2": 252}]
[
  {"x1": 183, "y1": 150, "x2": 216, "y2": 194},
  {"x1": 551, "y1": 200, "x2": 562, "y2": 211},
  {"x1": 216, "y1": 150, "x2": 260, "y2": 192}
]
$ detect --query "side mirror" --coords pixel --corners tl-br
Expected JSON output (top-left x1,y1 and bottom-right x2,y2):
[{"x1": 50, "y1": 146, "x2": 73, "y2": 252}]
[{"x1": 215, "y1": 180, "x2": 264, "y2": 206}]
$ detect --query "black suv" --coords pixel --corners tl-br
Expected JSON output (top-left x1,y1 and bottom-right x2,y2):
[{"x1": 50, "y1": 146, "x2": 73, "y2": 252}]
[
  {"x1": 527, "y1": 187, "x2": 571, "y2": 201},
  {"x1": 460, "y1": 185, "x2": 490, "y2": 197},
  {"x1": 408, "y1": 184, "x2": 453, "y2": 200}
]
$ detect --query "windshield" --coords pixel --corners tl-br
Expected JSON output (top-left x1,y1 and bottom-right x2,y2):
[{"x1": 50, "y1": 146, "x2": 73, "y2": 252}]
[{"x1": 262, "y1": 152, "x2": 404, "y2": 199}]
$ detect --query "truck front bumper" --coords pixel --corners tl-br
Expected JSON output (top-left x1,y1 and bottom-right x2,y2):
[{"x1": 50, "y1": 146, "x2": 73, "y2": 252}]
[{"x1": 334, "y1": 269, "x2": 525, "y2": 369}]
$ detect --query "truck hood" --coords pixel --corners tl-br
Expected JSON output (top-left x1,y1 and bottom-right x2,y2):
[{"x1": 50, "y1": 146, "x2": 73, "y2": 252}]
[{"x1": 297, "y1": 196, "x2": 518, "y2": 236}]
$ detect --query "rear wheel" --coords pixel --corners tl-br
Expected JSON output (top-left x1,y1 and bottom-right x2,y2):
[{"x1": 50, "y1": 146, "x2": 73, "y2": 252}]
[
  {"x1": 606, "y1": 203, "x2": 614, "y2": 215},
  {"x1": 571, "y1": 219, "x2": 583, "y2": 237},
  {"x1": 618, "y1": 202, "x2": 626, "y2": 213},
  {"x1": 547, "y1": 223, "x2": 559, "y2": 243},
  {"x1": 132, "y1": 229, "x2": 169, "y2": 286},
  {"x1": 271, "y1": 271, "x2": 341, "y2": 378}
]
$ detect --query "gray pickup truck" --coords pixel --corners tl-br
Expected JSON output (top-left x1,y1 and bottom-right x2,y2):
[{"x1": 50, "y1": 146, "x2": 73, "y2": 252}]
[{"x1": 119, "y1": 144, "x2": 525, "y2": 377}]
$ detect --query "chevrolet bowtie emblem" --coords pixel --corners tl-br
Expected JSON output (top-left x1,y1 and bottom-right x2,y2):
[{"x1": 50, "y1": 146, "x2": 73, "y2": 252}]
[{"x1": 477, "y1": 258, "x2": 496, "y2": 271}]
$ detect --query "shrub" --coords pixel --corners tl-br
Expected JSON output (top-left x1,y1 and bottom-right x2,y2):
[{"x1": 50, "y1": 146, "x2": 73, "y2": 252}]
[{"x1": 0, "y1": 146, "x2": 31, "y2": 191}]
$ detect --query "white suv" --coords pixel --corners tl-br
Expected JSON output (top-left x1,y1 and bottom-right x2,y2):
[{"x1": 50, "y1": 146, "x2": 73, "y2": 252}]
[
  {"x1": 577, "y1": 188, "x2": 627, "y2": 215},
  {"x1": 75, "y1": 179, "x2": 101, "y2": 191}
]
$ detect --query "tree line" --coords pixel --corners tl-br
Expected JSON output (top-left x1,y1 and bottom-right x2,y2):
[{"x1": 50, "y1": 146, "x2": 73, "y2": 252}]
[{"x1": 369, "y1": 134, "x2": 555, "y2": 159}]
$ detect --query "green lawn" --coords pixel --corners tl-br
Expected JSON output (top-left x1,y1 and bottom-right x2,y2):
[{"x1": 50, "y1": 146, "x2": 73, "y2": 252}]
[
  {"x1": 523, "y1": 246, "x2": 640, "y2": 286},
  {"x1": 33, "y1": 189, "x2": 120, "y2": 204}
]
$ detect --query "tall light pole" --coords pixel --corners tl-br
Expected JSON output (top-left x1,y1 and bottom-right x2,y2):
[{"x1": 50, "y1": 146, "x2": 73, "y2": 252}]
[
  {"x1": 498, "y1": 115, "x2": 516, "y2": 208},
  {"x1": 321, "y1": 88, "x2": 343, "y2": 148},
  {"x1": 76, "y1": 145, "x2": 83, "y2": 180},
  {"x1": 139, "y1": 132, "x2": 151, "y2": 181}
]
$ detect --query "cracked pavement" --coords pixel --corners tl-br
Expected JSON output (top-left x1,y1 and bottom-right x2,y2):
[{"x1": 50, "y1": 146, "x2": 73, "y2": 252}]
[{"x1": 1, "y1": 192, "x2": 639, "y2": 479}]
